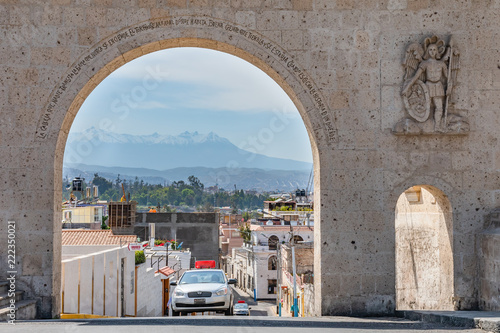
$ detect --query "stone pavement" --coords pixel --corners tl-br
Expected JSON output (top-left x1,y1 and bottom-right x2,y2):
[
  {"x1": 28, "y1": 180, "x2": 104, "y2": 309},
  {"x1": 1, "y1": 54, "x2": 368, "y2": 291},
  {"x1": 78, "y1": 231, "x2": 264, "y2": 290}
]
[
  {"x1": 0, "y1": 316, "x2": 487, "y2": 333},
  {"x1": 398, "y1": 310, "x2": 500, "y2": 333},
  {"x1": 232, "y1": 285, "x2": 500, "y2": 332}
]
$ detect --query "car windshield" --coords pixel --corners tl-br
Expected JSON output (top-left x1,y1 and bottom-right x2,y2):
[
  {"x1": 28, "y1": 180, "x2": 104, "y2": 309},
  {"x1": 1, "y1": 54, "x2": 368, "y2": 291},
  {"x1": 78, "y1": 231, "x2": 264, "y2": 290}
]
[
  {"x1": 234, "y1": 303, "x2": 248, "y2": 309},
  {"x1": 179, "y1": 271, "x2": 226, "y2": 284}
]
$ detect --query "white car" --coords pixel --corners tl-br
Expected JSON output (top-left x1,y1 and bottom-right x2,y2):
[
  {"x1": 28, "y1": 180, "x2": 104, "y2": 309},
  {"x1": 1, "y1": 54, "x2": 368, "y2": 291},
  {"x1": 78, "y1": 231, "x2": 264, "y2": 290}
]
[
  {"x1": 170, "y1": 269, "x2": 237, "y2": 316},
  {"x1": 233, "y1": 302, "x2": 250, "y2": 316}
]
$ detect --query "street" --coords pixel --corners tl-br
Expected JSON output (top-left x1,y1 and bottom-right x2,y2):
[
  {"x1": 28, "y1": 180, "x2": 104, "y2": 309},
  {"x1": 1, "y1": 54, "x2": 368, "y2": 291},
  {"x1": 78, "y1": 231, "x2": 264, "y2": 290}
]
[
  {"x1": 174, "y1": 285, "x2": 275, "y2": 317},
  {"x1": 231, "y1": 286, "x2": 276, "y2": 316},
  {"x1": 0, "y1": 316, "x2": 485, "y2": 333},
  {"x1": 0, "y1": 287, "x2": 487, "y2": 332}
]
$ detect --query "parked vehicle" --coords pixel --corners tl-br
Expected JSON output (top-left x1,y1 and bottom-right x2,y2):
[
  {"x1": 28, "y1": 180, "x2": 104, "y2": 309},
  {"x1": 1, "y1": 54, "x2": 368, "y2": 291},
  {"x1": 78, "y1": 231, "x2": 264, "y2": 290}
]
[
  {"x1": 233, "y1": 302, "x2": 250, "y2": 316},
  {"x1": 170, "y1": 269, "x2": 237, "y2": 316}
]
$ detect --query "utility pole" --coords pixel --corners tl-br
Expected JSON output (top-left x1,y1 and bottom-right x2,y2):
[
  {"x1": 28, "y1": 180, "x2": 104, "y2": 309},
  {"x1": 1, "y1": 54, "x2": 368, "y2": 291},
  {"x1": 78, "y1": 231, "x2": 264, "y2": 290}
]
[
  {"x1": 277, "y1": 242, "x2": 282, "y2": 317},
  {"x1": 252, "y1": 242, "x2": 257, "y2": 302},
  {"x1": 292, "y1": 244, "x2": 298, "y2": 317}
]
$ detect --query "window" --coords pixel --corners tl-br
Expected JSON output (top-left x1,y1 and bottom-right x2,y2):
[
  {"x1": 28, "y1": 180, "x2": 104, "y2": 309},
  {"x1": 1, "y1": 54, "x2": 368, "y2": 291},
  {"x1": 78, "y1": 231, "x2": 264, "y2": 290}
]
[
  {"x1": 268, "y1": 279, "x2": 277, "y2": 294},
  {"x1": 268, "y1": 256, "x2": 277, "y2": 270},
  {"x1": 63, "y1": 211, "x2": 72, "y2": 222},
  {"x1": 268, "y1": 235, "x2": 279, "y2": 250},
  {"x1": 94, "y1": 207, "x2": 101, "y2": 222}
]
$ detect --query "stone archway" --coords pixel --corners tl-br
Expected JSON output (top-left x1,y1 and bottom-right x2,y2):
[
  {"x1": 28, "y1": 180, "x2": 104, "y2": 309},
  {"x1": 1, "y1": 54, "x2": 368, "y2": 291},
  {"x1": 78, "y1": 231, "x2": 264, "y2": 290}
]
[
  {"x1": 37, "y1": 17, "x2": 330, "y2": 318},
  {"x1": 5, "y1": 1, "x2": 494, "y2": 320}
]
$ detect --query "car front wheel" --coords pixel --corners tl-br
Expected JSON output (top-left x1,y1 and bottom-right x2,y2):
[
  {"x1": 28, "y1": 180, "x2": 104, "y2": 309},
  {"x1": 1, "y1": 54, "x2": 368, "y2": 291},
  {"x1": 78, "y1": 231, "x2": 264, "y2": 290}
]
[{"x1": 224, "y1": 305, "x2": 233, "y2": 316}]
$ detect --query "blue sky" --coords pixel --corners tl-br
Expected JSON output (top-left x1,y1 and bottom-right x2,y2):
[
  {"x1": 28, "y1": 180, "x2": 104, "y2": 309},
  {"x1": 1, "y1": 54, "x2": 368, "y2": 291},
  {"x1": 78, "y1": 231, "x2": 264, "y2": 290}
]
[{"x1": 69, "y1": 47, "x2": 312, "y2": 163}]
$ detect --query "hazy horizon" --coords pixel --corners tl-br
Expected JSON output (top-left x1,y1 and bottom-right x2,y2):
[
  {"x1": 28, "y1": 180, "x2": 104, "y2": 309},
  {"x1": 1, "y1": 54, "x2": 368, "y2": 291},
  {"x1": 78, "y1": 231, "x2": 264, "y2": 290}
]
[{"x1": 66, "y1": 127, "x2": 312, "y2": 165}]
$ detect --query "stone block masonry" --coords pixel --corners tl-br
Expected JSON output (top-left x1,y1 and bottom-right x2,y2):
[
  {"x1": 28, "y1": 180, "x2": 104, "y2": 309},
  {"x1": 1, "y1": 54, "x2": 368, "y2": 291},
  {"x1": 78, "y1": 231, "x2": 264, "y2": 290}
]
[{"x1": 1, "y1": 0, "x2": 500, "y2": 318}]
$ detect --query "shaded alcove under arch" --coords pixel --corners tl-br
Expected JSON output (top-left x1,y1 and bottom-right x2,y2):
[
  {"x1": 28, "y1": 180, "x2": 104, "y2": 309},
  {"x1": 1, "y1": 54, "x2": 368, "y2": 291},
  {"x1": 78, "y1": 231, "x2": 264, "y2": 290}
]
[{"x1": 395, "y1": 185, "x2": 454, "y2": 310}]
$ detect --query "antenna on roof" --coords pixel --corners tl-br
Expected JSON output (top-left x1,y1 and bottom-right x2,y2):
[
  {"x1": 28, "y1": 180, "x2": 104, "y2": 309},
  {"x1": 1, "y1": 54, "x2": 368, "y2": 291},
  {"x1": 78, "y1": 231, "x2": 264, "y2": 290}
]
[{"x1": 306, "y1": 166, "x2": 313, "y2": 200}]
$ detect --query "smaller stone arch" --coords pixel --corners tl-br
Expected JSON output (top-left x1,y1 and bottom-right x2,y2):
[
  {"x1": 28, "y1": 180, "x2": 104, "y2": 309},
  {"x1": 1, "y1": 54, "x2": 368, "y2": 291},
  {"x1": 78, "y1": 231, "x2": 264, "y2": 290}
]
[{"x1": 395, "y1": 184, "x2": 454, "y2": 310}]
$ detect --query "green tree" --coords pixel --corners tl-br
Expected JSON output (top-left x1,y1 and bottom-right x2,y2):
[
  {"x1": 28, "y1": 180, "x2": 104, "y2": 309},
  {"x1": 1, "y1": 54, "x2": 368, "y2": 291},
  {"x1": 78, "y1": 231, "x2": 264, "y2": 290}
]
[
  {"x1": 238, "y1": 224, "x2": 252, "y2": 243},
  {"x1": 92, "y1": 173, "x2": 112, "y2": 194},
  {"x1": 181, "y1": 188, "x2": 195, "y2": 205},
  {"x1": 101, "y1": 216, "x2": 110, "y2": 230},
  {"x1": 135, "y1": 251, "x2": 145, "y2": 264}
]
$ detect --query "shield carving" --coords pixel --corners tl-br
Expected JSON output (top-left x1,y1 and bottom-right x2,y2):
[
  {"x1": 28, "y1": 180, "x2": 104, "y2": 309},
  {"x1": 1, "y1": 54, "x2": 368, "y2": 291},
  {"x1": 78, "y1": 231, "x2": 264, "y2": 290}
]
[{"x1": 403, "y1": 80, "x2": 431, "y2": 123}]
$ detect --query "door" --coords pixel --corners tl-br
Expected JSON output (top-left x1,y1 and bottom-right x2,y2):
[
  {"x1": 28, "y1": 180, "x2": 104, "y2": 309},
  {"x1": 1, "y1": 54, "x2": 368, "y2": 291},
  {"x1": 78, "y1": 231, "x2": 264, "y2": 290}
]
[
  {"x1": 163, "y1": 278, "x2": 170, "y2": 316},
  {"x1": 120, "y1": 258, "x2": 125, "y2": 317}
]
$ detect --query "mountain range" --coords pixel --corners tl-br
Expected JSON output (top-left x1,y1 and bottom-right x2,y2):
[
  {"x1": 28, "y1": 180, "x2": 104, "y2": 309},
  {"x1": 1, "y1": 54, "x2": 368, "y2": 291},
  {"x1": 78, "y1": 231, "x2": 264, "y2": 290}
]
[
  {"x1": 63, "y1": 128, "x2": 313, "y2": 191},
  {"x1": 64, "y1": 127, "x2": 312, "y2": 171},
  {"x1": 63, "y1": 164, "x2": 312, "y2": 192}
]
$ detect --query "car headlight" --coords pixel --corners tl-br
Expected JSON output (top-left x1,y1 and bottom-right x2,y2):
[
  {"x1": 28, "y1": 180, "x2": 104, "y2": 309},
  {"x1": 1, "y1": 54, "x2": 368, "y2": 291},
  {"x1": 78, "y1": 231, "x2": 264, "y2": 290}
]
[
  {"x1": 174, "y1": 288, "x2": 185, "y2": 297},
  {"x1": 215, "y1": 287, "x2": 228, "y2": 296}
]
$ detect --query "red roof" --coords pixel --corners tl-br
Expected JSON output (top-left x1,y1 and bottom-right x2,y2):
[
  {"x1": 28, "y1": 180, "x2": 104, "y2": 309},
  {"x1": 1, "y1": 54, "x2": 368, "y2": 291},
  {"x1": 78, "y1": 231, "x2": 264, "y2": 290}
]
[
  {"x1": 156, "y1": 266, "x2": 175, "y2": 277},
  {"x1": 62, "y1": 229, "x2": 137, "y2": 246}
]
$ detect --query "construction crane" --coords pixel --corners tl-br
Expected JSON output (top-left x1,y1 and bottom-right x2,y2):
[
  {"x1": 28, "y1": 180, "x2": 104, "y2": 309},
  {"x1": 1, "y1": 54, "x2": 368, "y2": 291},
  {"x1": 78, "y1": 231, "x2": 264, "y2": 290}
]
[{"x1": 120, "y1": 183, "x2": 127, "y2": 202}]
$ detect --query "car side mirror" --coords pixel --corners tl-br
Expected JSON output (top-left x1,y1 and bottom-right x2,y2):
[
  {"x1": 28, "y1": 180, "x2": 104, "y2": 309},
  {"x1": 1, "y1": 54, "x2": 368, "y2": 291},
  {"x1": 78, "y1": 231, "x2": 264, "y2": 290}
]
[
  {"x1": 228, "y1": 278, "x2": 237, "y2": 285},
  {"x1": 170, "y1": 281, "x2": 177, "y2": 286}
]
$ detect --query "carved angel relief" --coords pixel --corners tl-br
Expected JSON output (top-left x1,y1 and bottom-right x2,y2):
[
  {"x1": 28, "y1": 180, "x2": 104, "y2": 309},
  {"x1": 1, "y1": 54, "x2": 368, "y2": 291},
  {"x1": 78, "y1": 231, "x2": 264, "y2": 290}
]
[{"x1": 393, "y1": 36, "x2": 469, "y2": 135}]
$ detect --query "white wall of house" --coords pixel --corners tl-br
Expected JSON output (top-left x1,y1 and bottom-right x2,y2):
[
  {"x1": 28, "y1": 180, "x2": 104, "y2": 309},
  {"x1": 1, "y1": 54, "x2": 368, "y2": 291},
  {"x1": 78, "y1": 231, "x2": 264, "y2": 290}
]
[
  {"x1": 61, "y1": 246, "x2": 135, "y2": 317},
  {"x1": 62, "y1": 245, "x2": 118, "y2": 260},
  {"x1": 135, "y1": 262, "x2": 163, "y2": 317},
  {"x1": 255, "y1": 251, "x2": 279, "y2": 300},
  {"x1": 231, "y1": 245, "x2": 279, "y2": 300}
]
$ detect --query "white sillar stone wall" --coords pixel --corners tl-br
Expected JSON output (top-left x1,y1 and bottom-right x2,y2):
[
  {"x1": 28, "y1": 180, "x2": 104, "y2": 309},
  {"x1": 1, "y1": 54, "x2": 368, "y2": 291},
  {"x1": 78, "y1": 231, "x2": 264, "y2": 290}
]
[
  {"x1": 303, "y1": 284, "x2": 315, "y2": 317},
  {"x1": 479, "y1": 210, "x2": 500, "y2": 311},
  {"x1": 135, "y1": 263, "x2": 163, "y2": 317},
  {"x1": 479, "y1": 233, "x2": 500, "y2": 311},
  {"x1": 61, "y1": 246, "x2": 135, "y2": 317}
]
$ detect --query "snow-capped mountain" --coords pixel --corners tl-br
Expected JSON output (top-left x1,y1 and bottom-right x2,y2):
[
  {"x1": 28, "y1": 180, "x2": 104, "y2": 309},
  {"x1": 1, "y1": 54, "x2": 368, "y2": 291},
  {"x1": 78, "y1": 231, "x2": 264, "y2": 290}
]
[
  {"x1": 64, "y1": 128, "x2": 312, "y2": 171},
  {"x1": 66, "y1": 127, "x2": 231, "y2": 145}
]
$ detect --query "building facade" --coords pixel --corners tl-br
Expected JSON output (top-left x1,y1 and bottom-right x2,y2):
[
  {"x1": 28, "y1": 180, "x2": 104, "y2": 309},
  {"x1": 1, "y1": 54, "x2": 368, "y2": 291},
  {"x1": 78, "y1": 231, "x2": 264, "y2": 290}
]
[{"x1": 228, "y1": 225, "x2": 314, "y2": 301}]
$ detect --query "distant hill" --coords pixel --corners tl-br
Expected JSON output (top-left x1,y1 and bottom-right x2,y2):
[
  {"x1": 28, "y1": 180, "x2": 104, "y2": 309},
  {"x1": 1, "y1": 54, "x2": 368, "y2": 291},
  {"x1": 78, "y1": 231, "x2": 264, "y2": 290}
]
[
  {"x1": 63, "y1": 163, "x2": 312, "y2": 192},
  {"x1": 64, "y1": 127, "x2": 312, "y2": 171}
]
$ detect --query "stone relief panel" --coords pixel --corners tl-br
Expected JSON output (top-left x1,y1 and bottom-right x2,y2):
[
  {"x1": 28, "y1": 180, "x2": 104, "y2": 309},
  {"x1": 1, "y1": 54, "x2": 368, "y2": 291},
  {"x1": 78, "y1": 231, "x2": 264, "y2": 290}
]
[{"x1": 393, "y1": 36, "x2": 469, "y2": 135}]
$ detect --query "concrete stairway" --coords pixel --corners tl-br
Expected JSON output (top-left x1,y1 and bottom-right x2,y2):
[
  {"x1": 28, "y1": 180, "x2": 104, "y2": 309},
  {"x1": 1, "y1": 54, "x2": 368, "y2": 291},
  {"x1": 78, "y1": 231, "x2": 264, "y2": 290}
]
[{"x1": 0, "y1": 281, "x2": 37, "y2": 321}]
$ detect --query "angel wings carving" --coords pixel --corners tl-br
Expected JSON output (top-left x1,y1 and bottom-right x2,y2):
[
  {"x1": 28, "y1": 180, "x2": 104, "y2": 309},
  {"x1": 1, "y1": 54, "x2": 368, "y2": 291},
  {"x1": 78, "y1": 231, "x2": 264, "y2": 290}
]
[{"x1": 400, "y1": 36, "x2": 460, "y2": 132}]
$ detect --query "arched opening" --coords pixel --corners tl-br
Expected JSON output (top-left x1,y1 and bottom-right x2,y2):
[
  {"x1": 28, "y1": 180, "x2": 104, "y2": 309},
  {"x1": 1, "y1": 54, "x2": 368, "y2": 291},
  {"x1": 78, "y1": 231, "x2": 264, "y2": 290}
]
[
  {"x1": 292, "y1": 235, "x2": 304, "y2": 244},
  {"x1": 395, "y1": 185, "x2": 454, "y2": 310},
  {"x1": 268, "y1": 235, "x2": 280, "y2": 250},
  {"x1": 55, "y1": 35, "x2": 319, "y2": 317},
  {"x1": 268, "y1": 255, "x2": 277, "y2": 271}
]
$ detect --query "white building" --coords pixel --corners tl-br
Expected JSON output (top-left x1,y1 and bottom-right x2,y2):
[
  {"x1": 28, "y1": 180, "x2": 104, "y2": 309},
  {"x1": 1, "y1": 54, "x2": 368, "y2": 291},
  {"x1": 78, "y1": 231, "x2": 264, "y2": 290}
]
[
  {"x1": 61, "y1": 230, "x2": 178, "y2": 317},
  {"x1": 230, "y1": 244, "x2": 278, "y2": 300},
  {"x1": 62, "y1": 205, "x2": 105, "y2": 227},
  {"x1": 228, "y1": 225, "x2": 314, "y2": 300}
]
